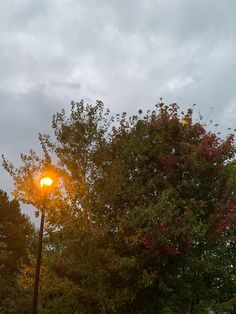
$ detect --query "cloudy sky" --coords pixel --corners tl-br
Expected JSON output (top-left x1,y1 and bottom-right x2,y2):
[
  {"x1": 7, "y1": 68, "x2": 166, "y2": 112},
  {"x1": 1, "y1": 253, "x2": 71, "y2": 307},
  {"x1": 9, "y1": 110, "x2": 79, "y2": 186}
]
[{"x1": 1, "y1": 0, "x2": 236, "y2": 223}]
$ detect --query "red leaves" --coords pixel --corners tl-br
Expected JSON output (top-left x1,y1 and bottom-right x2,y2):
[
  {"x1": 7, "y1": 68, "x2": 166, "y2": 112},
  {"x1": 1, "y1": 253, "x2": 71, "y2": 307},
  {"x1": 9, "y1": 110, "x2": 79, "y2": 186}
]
[
  {"x1": 139, "y1": 219, "x2": 190, "y2": 258},
  {"x1": 211, "y1": 195, "x2": 236, "y2": 237},
  {"x1": 158, "y1": 154, "x2": 178, "y2": 170},
  {"x1": 140, "y1": 235, "x2": 153, "y2": 249},
  {"x1": 199, "y1": 133, "x2": 235, "y2": 163},
  {"x1": 199, "y1": 133, "x2": 221, "y2": 162},
  {"x1": 140, "y1": 234, "x2": 190, "y2": 258},
  {"x1": 158, "y1": 243, "x2": 180, "y2": 257}
]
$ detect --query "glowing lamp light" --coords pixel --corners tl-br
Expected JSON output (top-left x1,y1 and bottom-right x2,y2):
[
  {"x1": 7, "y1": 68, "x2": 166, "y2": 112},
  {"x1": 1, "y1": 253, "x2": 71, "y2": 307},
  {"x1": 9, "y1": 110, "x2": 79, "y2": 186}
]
[{"x1": 40, "y1": 176, "x2": 53, "y2": 188}]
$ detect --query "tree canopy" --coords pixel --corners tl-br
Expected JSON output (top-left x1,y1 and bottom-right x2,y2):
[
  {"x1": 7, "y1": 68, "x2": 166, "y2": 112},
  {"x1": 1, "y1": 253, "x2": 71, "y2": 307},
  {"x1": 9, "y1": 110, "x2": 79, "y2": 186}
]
[
  {"x1": 3, "y1": 101, "x2": 236, "y2": 313},
  {"x1": 0, "y1": 189, "x2": 33, "y2": 271},
  {"x1": 0, "y1": 189, "x2": 34, "y2": 313}
]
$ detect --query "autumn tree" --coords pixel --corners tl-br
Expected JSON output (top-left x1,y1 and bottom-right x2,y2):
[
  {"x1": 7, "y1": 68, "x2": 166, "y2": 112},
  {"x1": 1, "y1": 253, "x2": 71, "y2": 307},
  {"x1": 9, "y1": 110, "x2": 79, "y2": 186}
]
[{"x1": 3, "y1": 101, "x2": 236, "y2": 313}]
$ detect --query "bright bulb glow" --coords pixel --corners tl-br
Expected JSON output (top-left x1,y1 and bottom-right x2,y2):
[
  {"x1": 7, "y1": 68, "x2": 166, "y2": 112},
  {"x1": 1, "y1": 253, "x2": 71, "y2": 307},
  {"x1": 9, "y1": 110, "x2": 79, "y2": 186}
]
[
  {"x1": 40, "y1": 177, "x2": 53, "y2": 188},
  {"x1": 181, "y1": 118, "x2": 188, "y2": 125}
]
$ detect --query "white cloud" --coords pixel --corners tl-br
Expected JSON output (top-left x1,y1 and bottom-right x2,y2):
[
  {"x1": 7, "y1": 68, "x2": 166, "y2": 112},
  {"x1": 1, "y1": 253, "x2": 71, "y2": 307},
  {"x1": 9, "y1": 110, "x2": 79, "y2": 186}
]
[{"x1": 167, "y1": 76, "x2": 195, "y2": 91}]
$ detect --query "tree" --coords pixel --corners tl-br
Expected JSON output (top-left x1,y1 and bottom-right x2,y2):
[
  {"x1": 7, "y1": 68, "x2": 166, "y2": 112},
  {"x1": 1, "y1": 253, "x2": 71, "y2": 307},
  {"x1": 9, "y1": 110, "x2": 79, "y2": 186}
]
[
  {"x1": 0, "y1": 189, "x2": 33, "y2": 271},
  {"x1": 0, "y1": 189, "x2": 34, "y2": 313},
  {"x1": 3, "y1": 101, "x2": 236, "y2": 313}
]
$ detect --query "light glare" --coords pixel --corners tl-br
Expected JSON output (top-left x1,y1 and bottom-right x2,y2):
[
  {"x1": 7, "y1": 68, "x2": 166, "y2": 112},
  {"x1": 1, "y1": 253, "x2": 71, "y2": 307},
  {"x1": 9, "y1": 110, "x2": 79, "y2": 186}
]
[{"x1": 40, "y1": 177, "x2": 53, "y2": 188}]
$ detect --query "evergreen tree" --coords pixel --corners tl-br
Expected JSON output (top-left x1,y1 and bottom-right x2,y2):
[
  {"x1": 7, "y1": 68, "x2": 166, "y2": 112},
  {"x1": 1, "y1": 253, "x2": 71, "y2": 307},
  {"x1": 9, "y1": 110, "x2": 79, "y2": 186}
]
[{"x1": 0, "y1": 189, "x2": 34, "y2": 313}]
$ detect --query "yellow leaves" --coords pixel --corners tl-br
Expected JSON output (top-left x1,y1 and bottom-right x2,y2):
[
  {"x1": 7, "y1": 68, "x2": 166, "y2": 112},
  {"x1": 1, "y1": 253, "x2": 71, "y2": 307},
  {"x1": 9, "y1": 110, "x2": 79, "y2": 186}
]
[
  {"x1": 124, "y1": 234, "x2": 140, "y2": 247},
  {"x1": 181, "y1": 118, "x2": 188, "y2": 126},
  {"x1": 17, "y1": 251, "x2": 76, "y2": 295},
  {"x1": 17, "y1": 251, "x2": 35, "y2": 289},
  {"x1": 141, "y1": 269, "x2": 158, "y2": 287}
]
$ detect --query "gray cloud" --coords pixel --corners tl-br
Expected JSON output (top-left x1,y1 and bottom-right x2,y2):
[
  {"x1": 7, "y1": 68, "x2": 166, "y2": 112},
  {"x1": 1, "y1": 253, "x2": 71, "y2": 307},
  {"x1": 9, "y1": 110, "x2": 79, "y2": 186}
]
[{"x1": 1, "y1": 0, "x2": 236, "y2": 222}]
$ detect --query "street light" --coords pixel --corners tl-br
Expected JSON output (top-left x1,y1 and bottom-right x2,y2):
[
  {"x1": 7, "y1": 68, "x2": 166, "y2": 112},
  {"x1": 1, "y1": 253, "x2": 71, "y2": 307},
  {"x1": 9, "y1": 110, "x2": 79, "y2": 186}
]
[
  {"x1": 32, "y1": 175, "x2": 53, "y2": 314},
  {"x1": 40, "y1": 177, "x2": 53, "y2": 188}
]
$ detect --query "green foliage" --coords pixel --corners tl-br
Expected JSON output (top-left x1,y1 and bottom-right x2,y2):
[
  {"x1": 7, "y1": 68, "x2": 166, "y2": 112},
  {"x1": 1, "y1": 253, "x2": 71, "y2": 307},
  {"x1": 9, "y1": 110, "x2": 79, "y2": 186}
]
[
  {"x1": 0, "y1": 273, "x2": 31, "y2": 314},
  {"x1": 0, "y1": 190, "x2": 34, "y2": 313},
  {"x1": 0, "y1": 189, "x2": 34, "y2": 271},
  {"x1": 3, "y1": 101, "x2": 236, "y2": 313}
]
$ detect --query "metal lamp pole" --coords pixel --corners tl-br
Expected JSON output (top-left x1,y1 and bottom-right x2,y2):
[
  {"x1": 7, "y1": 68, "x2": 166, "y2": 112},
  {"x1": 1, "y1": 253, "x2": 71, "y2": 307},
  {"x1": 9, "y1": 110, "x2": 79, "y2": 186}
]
[
  {"x1": 32, "y1": 176, "x2": 53, "y2": 314},
  {"x1": 32, "y1": 210, "x2": 45, "y2": 314}
]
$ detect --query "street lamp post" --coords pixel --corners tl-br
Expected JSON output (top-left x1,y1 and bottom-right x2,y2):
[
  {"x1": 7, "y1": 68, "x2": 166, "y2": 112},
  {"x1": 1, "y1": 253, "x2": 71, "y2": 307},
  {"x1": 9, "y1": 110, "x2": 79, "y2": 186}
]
[{"x1": 32, "y1": 176, "x2": 53, "y2": 314}]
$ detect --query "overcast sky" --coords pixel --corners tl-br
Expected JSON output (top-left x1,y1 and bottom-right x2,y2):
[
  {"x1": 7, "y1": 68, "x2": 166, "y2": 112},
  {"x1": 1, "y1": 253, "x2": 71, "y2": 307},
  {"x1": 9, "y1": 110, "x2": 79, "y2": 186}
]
[{"x1": 1, "y1": 0, "x2": 236, "y2": 223}]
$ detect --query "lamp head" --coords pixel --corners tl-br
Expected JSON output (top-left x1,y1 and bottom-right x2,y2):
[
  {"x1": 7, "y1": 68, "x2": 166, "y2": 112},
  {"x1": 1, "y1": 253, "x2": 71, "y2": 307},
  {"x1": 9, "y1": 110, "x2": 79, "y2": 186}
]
[{"x1": 40, "y1": 176, "x2": 53, "y2": 188}]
